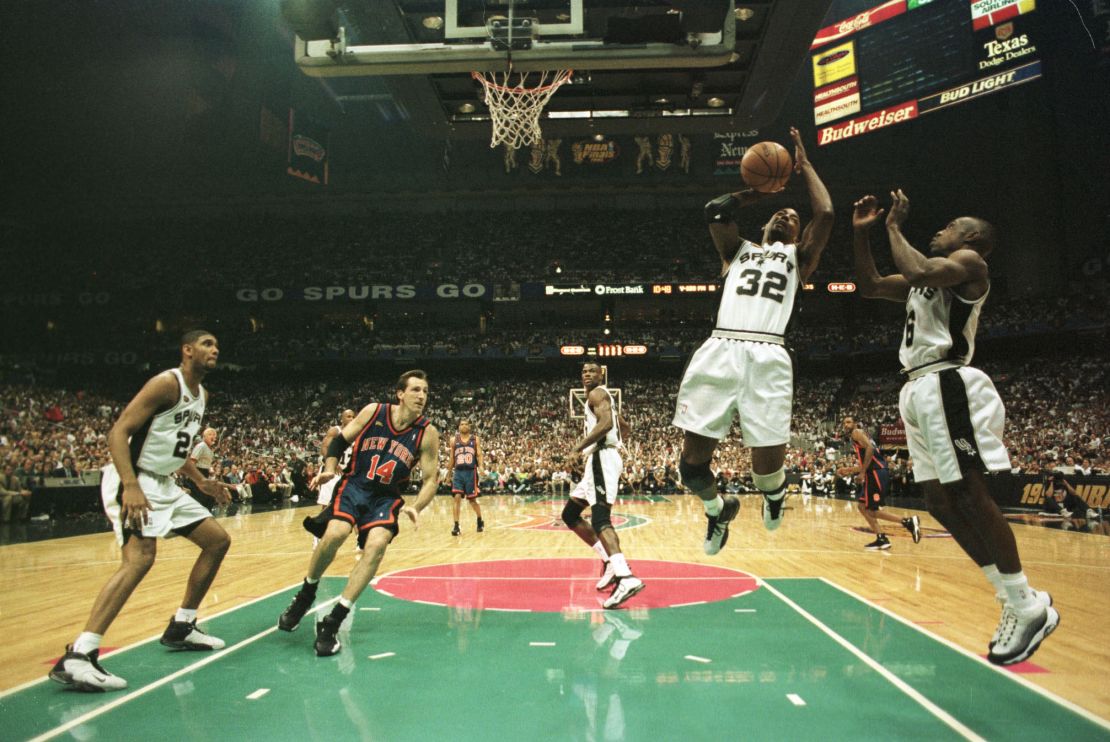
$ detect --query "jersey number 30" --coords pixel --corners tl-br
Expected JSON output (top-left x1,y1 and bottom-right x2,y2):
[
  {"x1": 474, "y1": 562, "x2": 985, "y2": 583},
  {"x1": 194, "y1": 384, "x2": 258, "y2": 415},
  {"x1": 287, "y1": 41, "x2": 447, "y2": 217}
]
[{"x1": 365, "y1": 455, "x2": 397, "y2": 485}]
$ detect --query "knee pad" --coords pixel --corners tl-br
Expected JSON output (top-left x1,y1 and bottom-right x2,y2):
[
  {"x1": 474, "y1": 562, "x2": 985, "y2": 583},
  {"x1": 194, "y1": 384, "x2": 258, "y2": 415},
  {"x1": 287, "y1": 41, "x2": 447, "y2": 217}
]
[
  {"x1": 590, "y1": 503, "x2": 613, "y2": 534},
  {"x1": 561, "y1": 499, "x2": 586, "y2": 529},
  {"x1": 752, "y1": 468, "x2": 786, "y2": 494},
  {"x1": 678, "y1": 460, "x2": 714, "y2": 492}
]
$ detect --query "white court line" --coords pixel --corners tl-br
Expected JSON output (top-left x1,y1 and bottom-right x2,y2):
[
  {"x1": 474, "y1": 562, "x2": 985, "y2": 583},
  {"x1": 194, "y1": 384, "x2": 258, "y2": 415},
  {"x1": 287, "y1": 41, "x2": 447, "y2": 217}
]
[
  {"x1": 820, "y1": 578, "x2": 1110, "y2": 733},
  {"x1": 529, "y1": 642, "x2": 556, "y2": 647},
  {"x1": 734, "y1": 609, "x2": 757, "y2": 613},
  {"x1": 731, "y1": 589, "x2": 752, "y2": 598},
  {"x1": 760, "y1": 581, "x2": 984, "y2": 742},
  {"x1": 685, "y1": 655, "x2": 712, "y2": 664},
  {"x1": 488, "y1": 607, "x2": 531, "y2": 613},
  {"x1": 359, "y1": 607, "x2": 381, "y2": 612},
  {"x1": 787, "y1": 694, "x2": 806, "y2": 707},
  {"x1": 0, "y1": 579, "x2": 330, "y2": 700},
  {"x1": 670, "y1": 601, "x2": 706, "y2": 608},
  {"x1": 246, "y1": 688, "x2": 270, "y2": 700},
  {"x1": 368, "y1": 652, "x2": 395, "y2": 660},
  {"x1": 376, "y1": 575, "x2": 752, "y2": 581},
  {"x1": 28, "y1": 594, "x2": 340, "y2": 742}
]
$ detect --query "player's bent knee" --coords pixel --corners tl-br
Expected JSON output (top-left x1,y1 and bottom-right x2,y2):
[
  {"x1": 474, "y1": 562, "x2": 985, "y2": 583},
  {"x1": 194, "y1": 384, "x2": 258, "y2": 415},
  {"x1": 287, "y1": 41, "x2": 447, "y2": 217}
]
[
  {"x1": 679, "y1": 460, "x2": 714, "y2": 492},
  {"x1": 590, "y1": 504, "x2": 613, "y2": 534},
  {"x1": 752, "y1": 468, "x2": 786, "y2": 494},
  {"x1": 561, "y1": 499, "x2": 586, "y2": 529}
]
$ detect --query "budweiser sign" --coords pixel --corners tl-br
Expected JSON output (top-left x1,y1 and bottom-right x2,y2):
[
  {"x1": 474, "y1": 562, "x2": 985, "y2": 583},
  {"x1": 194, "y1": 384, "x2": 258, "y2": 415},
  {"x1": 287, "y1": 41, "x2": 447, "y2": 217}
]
[{"x1": 818, "y1": 100, "x2": 919, "y2": 146}]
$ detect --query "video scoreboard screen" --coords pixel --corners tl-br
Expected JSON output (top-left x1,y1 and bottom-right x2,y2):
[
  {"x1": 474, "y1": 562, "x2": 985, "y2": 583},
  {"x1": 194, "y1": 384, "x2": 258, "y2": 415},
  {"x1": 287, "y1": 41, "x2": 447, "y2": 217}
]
[{"x1": 812, "y1": 0, "x2": 1042, "y2": 145}]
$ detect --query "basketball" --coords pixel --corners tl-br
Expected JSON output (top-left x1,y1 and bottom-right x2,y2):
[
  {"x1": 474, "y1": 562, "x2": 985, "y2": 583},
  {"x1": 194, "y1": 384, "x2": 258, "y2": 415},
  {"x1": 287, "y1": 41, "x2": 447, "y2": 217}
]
[{"x1": 740, "y1": 141, "x2": 793, "y2": 193}]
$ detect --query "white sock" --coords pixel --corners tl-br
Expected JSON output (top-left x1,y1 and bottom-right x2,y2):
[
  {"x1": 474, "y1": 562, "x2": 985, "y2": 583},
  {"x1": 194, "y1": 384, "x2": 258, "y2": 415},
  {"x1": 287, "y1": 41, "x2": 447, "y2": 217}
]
[
  {"x1": 703, "y1": 495, "x2": 723, "y2": 517},
  {"x1": 592, "y1": 540, "x2": 609, "y2": 561},
  {"x1": 980, "y1": 564, "x2": 1006, "y2": 599},
  {"x1": 609, "y1": 553, "x2": 632, "y2": 578},
  {"x1": 73, "y1": 632, "x2": 102, "y2": 655},
  {"x1": 175, "y1": 607, "x2": 198, "y2": 623},
  {"x1": 1000, "y1": 572, "x2": 1038, "y2": 614},
  {"x1": 339, "y1": 596, "x2": 354, "y2": 609},
  {"x1": 306, "y1": 577, "x2": 319, "y2": 585}
]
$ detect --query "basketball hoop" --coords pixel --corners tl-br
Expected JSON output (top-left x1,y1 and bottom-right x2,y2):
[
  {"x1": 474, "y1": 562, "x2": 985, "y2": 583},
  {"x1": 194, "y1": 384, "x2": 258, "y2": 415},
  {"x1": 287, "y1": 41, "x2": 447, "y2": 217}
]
[{"x1": 471, "y1": 68, "x2": 573, "y2": 150}]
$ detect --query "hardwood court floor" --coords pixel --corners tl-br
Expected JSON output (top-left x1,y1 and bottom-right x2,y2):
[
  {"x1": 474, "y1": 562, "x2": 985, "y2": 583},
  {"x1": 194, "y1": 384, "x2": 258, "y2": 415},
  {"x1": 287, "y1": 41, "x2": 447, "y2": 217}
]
[{"x1": 1, "y1": 494, "x2": 1108, "y2": 739}]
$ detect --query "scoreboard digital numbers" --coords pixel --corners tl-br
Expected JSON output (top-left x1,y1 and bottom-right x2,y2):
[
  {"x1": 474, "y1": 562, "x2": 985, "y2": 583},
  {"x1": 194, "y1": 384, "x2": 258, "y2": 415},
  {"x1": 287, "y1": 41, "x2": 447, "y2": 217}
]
[{"x1": 812, "y1": 0, "x2": 1042, "y2": 145}]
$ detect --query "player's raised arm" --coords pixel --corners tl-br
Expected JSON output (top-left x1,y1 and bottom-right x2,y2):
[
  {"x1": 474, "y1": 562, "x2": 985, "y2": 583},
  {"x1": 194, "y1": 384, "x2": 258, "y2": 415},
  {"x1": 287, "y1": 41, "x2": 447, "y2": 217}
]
[
  {"x1": 852, "y1": 194, "x2": 910, "y2": 302},
  {"x1": 313, "y1": 403, "x2": 377, "y2": 488},
  {"x1": 886, "y1": 189, "x2": 989, "y2": 290},
  {"x1": 704, "y1": 188, "x2": 782, "y2": 275},
  {"x1": 107, "y1": 371, "x2": 179, "y2": 526},
  {"x1": 791, "y1": 127, "x2": 835, "y2": 282}
]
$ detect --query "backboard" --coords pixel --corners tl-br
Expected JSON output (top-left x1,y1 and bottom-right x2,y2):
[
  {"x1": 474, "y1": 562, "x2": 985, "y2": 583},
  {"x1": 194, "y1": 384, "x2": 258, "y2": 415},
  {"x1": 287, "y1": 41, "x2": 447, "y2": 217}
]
[{"x1": 282, "y1": 0, "x2": 836, "y2": 139}]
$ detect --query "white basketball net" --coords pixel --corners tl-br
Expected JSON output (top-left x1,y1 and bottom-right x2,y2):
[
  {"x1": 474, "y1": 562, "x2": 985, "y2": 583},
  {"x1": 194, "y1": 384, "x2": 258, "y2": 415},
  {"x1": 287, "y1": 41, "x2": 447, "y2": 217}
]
[{"x1": 471, "y1": 69, "x2": 573, "y2": 149}]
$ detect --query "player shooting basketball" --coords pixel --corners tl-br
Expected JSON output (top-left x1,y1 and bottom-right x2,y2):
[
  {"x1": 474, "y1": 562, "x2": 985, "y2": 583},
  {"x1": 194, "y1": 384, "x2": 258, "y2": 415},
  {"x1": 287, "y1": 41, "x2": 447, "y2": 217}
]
[{"x1": 673, "y1": 126, "x2": 834, "y2": 553}]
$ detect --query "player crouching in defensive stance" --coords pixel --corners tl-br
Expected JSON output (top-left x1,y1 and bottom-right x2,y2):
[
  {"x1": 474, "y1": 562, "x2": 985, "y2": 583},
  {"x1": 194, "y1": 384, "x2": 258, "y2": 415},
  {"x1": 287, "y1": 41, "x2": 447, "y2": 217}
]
[
  {"x1": 50, "y1": 331, "x2": 231, "y2": 692},
  {"x1": 278, "y1": 370, "x2": 440, "y2": 656},
  {"x1": 852, "y1": 191, "x2": 1056, "y2": 665},
  {"x1": 563, "y1": 363, "x2": 644, "y2": 609}
]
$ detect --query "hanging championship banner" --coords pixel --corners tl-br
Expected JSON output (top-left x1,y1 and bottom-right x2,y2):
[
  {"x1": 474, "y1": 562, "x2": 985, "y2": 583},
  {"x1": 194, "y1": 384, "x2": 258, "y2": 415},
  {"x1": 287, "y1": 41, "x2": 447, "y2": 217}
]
[{"x1": 287, "y1": 109, "x2": 329, "y2": 185}]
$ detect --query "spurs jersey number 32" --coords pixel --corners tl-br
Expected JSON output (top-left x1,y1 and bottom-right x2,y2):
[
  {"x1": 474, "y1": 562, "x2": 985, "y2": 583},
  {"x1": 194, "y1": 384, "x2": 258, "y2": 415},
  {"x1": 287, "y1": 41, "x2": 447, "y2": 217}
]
[{"x1": 717, "y1": 240, "x2": 799, "y2": 335}]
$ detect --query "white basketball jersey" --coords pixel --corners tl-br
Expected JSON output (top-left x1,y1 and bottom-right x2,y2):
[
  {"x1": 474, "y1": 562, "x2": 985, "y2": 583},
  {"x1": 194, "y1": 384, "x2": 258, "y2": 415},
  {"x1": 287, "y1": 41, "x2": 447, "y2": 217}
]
[
  {"x1": 716, "y1": 240, "x2": 800, "y2": 338},
  {"x1": 582, "y1": 386, "x2": 621, "y2": 455},
  {"x1": 131, "y1": 368, "x2": 206, "y2": 476},
  {"x1": 899, "y1": 284, "x2": 988, "y2": 373}
]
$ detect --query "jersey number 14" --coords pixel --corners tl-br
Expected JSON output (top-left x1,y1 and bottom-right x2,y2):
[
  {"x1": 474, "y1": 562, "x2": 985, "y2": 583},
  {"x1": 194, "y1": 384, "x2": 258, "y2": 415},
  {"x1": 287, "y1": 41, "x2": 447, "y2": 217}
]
[{"x1": 365, "y1": 455, "x2": 397, "y2": 485}]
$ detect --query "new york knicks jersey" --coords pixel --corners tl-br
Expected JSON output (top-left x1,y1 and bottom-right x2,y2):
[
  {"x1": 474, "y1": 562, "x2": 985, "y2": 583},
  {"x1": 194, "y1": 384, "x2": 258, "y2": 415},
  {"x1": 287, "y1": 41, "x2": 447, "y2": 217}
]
[
  {"x1": 453, "y1": 435, "x2": 478, "y2": 470},
  {"x1": 852, "y1": 434, "x2": 887, "y2": 472},
  {"x1": 582, "y1": 386, "x2": 620, "y2": 455},
  {"x1": 716, "y1": 240, "x2": 799, "y2": 339},
  {"x1": 343, "y1": 404, "x2": 429, "y2": 496},
  {"x1": 130, "y1": 368, "x2": 205, "y2": 476},
  {"x1": 899, "y1": 284, "x2": 988, "y2": 374}
]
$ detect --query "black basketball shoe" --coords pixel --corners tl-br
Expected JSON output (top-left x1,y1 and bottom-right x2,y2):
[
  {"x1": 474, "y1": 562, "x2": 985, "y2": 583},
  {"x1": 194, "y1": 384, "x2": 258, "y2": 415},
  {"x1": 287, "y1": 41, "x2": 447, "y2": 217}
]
[
  {"x1": 704, "y1": 495, "x2": 740, "y2": 555},
  {"x1": 278, "y1": 590, "x2": 316, "y2": 632},
  {"x1": 315, "y1": 614, "x2": 343, "y2": 657}
]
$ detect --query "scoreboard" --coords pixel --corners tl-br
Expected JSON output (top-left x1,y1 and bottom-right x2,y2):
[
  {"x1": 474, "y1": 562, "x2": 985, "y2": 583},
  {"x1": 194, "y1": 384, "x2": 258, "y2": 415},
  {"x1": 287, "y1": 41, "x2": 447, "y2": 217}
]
[{"x1": 812, "y1": 0, "x2": 1042, "y2": 145}]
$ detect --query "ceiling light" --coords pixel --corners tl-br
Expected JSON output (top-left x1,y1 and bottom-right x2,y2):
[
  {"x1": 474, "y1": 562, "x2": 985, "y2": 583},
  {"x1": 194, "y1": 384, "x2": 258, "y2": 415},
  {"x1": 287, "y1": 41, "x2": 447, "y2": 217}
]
[
  {"x1": 707, "y1": 97, "x2": 726, "y2": 108},
  {"x1": 736, "y1": 8, "x2": 755, "y2": 22},
  {"x1": 458, "y1": 102, "x2": 476, "y2": 114},
  {"x1": 422, "y1": 16, "x2": 444, "y2": 30}
]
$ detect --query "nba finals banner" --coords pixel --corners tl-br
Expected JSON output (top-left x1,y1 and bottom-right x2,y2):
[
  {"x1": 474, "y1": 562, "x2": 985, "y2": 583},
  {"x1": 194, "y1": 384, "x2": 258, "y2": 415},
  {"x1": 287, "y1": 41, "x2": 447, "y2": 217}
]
[{"x1": 287, "y1": 109, "x2": 329, "y2": 185}]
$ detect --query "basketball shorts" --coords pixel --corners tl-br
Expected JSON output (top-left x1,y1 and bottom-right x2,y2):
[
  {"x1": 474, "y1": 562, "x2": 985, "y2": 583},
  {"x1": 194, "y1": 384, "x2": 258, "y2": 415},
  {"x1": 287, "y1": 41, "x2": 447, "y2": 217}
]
[
  {"x1": 101, "y1": 464, "x2": 211, "y2": 546},
  {"x1": 317, "y1": 474, "x2": 340, "y2": 506},
  {"x1": 452, "y1": 468, "x2": 480, "y2": 498},
  {"x1": 858, "y1": 467, "x2": 889, "y2": 510},
  {"x1": 673, "y1": 338, "x2": 793, "y2": 446},
  {"x1": 899, "y1": 366, "x2": 1010, "y2": 485},
  {"x1": 330, "y1": 479, "x2": 404, "y2": 536},
  {"x1": 571, "y1": 448, "x2": 622, "y2": 507}
]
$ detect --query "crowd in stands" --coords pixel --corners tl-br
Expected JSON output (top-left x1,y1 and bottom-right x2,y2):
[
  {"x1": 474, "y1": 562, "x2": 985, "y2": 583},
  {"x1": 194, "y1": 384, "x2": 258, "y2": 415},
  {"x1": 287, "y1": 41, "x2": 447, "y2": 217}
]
[{"x1": 2, "y1": 353, "x2": 1106, "y2": 521}]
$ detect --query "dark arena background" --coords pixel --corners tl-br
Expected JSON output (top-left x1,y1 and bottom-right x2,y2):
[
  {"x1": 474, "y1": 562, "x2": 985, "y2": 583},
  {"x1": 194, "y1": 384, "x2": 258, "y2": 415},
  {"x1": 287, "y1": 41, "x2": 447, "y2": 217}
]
[{"x1": 1, "y1": 1, "x2": 1108, "y2": 740}]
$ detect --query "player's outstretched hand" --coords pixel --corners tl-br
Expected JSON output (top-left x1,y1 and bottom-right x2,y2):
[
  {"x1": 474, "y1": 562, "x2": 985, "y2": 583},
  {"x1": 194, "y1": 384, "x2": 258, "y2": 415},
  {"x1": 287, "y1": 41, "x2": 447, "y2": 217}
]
[
  {"x1": 401, "y1": 505, "x2": 420, "y2": 529},
  {"x1": 199, "y1": 478, "x2": 230, "y2": 505},
  {"x1": 886, "y1": 189, "x2": 910, "y2": 229},
  {"x1": 310, "y1": 471, "x2": 335, "y2": 490},
  {"x1": 789, "y1": 126, "x2": 808, "y2": 173},
  {"x1": 852, "y1": 195, "x2": 885, "y2": 231}
]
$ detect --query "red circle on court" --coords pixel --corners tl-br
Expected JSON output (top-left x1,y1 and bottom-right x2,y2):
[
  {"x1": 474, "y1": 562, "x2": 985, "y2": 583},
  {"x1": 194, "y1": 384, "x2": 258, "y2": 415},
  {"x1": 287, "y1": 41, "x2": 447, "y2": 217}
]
[{"x1": 373, "y1": 558, "x2": 759, "y2": 612}]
